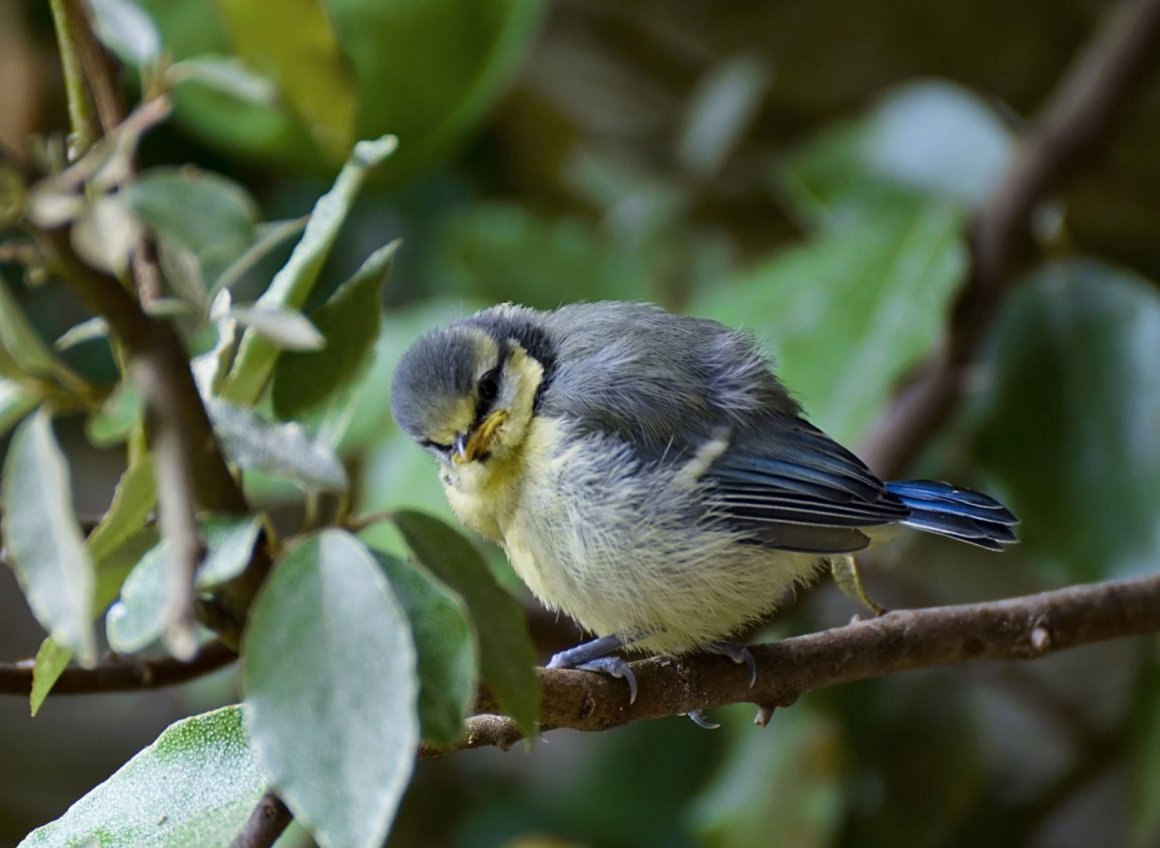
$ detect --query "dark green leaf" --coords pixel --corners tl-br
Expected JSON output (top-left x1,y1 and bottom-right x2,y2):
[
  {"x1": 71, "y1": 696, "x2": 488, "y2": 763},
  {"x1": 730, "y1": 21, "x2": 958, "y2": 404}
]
[
  {"x1": 271, "y1": 241, "x2": 396, "y2": 423},
  {"x1": 436, "y1": 204, "x2": 650, "y2": 309},
  {"x1": 125, "y1": 167, "x2": 258, "y2": 302},
  {"x1": 690, "y1": 704, "x2": 843, "y2": 848},
  {"x1": 244, "y1": 530, "x2": 417, "y2": 848},
  {"x1": 0, "y1": 280, "x2": 87, "y2": 390},
  {"x1": 217, "y1": 135, "x2": 396, "y2": 406},
  {"x1": 393, "y1": 510, "x2": 540, "y2": 737},
  {"x1": 972, "y1": 259, "x2": 1160, "y2": 579},
  {"x1": 694, "y1": 202, "x2": 965, "y2": 443},
  {"x1": 213, "y1": 0, "x2": 357, "y2": 162},
  {"x1": 208, "y1": 400, "x2": 348, "y2": 491},
  {"x1": 373, "y1": 551, "x2": 477, "y2": 746},
  {"x1": 1, "y1": 411, "x2": 96, "y2": 666},
  {"x1": 19, "y1": 706, "x2": 267, "y2": 848}
]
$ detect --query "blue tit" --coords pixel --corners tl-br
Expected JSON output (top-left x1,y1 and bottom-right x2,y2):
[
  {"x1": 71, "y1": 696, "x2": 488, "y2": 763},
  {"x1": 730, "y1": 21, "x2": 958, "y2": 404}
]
[{"x1": 391, "y1": 302, "x2": 1017, "y2": 716}]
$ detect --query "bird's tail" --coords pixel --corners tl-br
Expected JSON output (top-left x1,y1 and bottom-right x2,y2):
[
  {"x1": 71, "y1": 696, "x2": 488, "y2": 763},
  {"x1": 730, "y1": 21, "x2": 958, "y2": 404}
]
[{"x1": 886, "y1": 479, "x2": 1019, "y2": 551}]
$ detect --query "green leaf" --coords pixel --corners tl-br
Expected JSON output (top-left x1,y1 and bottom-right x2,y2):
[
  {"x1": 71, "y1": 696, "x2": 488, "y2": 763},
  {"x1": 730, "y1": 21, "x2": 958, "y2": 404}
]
[
  {"x1": 125, "y1": 167, "x2": 259, "y2": 303},
  {"x1": 863, "y1": 80, "x2": 1013, "y2": 211},
  {"x1": 436, "y1": 204, "x2": 651, "y2": 309},
  {"x1": 86, "y1": 456, "x2": 157, "y2": 565},
  {"x1": 107, "y1": 515, "x2": 262, "y2": 653},
  {"x1": 694, "y1": 202, "x2": 966, "y2": 443},
  {"x1": 972, "y1": 259, "x2": 1160, "y2": 579},
  {"x1": 1, "y1": 411, "x2": 96, "y2": 666},
  {"x1": 214, "y1": 0, "x2": 357, "y2": 162},
  {"x1": 85, "y1": 381, "x2": 142, "y2": 447},
  {"x1": 167, "y1": 55, "x2": 279, "y2": 106},
  {"x1": 29, "y1": 637, "x2": 74, "y2": 717},
  {"x1": 373, "y1": 551, "x2": 476, "y2": 746},
  {"x1": 19, "y1": 706, "x2": 267, "y2": 848},
  {"x1": 244, "y1": 530, "x2": 418, "y2": 848},
  {"x1": 229, "y1": 305, "x2": 325, "y2": 351},
  {"x1": 1131, "y1": 654, "x2": 1160, "y2": 848},
  {"x1": 775, "y1": 81, "x2": 1013, "y2": 229},
  {"x1": 208, "y1": 400, "x2": 348, "y2": 491},
  {"x1": 197, "y1": 514, "x2": 264, "y2": 586},
  {"x1": 105, "y1": 542, "x2": 168, "y2": 654},
  {"x1": 0, "y1": 280, "x2": 87, "y2": 389},
  {"x1": 217, "y1": 135, "x2": 396, "y2": 406},
  {"x1": 271, "y1": 241, "x2": 396, "y2": 424},
  {"x1": 0, "y1": 378, "x2": 38, "y2": 437},
  {"x1": 690, "y1": 704, "x2": 844, "y2": 848},
  {"x1": 392, "y1": 510, "x2": 540, "y2": 737},
  {"x1": 89, "y1": 0, "x2": 160, "y2": 65},
  {"x1": 209, "y1": 216, "x2": 308, "y2": 300}
]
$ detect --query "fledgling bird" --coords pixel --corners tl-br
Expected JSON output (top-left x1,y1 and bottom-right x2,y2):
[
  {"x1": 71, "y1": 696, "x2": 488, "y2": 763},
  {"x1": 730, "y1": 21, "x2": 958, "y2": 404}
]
[{"x1": 390, "y1": 302, "x2": 1017, "y2": 721}]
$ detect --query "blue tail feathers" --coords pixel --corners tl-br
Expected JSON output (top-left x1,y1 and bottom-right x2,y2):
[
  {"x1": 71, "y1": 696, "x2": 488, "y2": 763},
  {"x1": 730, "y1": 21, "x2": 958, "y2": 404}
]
[{"x1": 886, "y1": 480, "x2": 1018, "y2": 552}]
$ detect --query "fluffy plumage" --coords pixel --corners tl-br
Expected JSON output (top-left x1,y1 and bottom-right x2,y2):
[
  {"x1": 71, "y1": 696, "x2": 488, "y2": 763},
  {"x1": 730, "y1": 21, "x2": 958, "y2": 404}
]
[{"x1": 390, "y1": 302, "x2": 1017, "y2": 655}]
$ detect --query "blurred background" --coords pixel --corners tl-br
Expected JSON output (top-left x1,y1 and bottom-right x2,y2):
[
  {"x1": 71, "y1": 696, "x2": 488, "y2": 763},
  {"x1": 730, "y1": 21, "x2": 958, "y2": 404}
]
[{"x1": 2, "y1": 0, "x2": 1159, "y2": 846}]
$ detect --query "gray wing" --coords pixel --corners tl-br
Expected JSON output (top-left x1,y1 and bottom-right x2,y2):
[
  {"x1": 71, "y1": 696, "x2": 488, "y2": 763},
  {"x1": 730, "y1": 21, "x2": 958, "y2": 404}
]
[
  {"x1": 539, "y1": 302, "x2": 800, "y2": 456},
  {"x1": 703, "y1": 419, "x2": 909, "y2": 553},
  {"x1": 538, "y1": 303, "x2": 909, "y2": 554}
]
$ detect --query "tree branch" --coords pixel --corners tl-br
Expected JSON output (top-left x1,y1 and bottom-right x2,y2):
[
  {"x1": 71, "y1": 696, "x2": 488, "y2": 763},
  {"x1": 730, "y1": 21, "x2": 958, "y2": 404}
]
[
  {"x1": 421, "y1": 574, "x2": 1160, "y2": 757},
  {"x1": 861, "y1": 0, "x2": 1160, "y2": 477},
  {"x1": 231, "y1": 790, "x2": 293, "y2": 848},
  {"x1": 0, "y1": 640, "x2": 236, "y2": 696}
]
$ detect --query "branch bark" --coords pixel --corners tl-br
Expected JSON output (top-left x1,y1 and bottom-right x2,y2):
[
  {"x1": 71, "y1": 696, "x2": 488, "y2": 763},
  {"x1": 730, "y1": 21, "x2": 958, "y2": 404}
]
[
  {"x1": 231, "y1": 791, "x2": 293, "y2": 848},
  {"x1": 0, "y1": 640, "x2": 236, "y2": 696},
  {"x1": 861, "y1": 0, "x2": 1160, "y2": 477},
  {"x1": 422, "y1": 574, "x2": 1160, "y2": 757}
]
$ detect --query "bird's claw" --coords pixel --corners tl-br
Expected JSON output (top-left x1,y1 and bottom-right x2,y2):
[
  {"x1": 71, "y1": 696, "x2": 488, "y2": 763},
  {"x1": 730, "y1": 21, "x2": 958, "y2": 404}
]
[
  {"x1": 573, "y1": 656, "x2": 639, "y2": 704},
  {"x1": 548, "y1": 635, "x2": 637, "y2": 702},
  {"x1": 708, "y1": 641, "x2": 757, "y2": 688},
  {"x1": 686, "y1": 710, "x2": 720, "y2": 730}
]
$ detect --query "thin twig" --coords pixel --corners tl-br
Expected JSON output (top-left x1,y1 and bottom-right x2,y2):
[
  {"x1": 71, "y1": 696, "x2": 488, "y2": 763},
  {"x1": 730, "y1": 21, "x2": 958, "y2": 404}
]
[
  {"x1": 0, "y1": 640, "x2": 236, "y2": 696},
  {"x1": 231, "y1": 790, "x2": 294, "y2": 848},
  {"x1": 47, "y1": 0, "x2": 99, "y2": 157},
  {"x1": 58, "y1": 0, "x2": 125, "y2": 136},
  {"x1": 861, "y1": 0, "x2": 1160, "y2": 477},
  {"x1": 422, "y1": 574, "x2": 1160, "y2": 757}
]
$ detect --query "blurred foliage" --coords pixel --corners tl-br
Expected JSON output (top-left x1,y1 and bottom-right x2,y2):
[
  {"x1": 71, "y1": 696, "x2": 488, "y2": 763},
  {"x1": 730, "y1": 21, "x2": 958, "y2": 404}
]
[{"x1": 2, "y1": 0, "x2": 1159, "y2": 846}]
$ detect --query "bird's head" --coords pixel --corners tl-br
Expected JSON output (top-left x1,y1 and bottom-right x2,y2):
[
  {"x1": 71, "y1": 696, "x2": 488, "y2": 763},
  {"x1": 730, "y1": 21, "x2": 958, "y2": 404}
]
[{"x1": 390, "y1": 318, "x2": 547, "y2": 467}]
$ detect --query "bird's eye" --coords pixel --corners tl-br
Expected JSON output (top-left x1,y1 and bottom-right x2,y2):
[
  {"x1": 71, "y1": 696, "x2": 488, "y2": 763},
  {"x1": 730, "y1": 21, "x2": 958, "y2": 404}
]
[
  {"x1": 420, "y1": 438, "x2": 452, "y2": 454},
  {"x1": 478, "y1": 369, "x2": 500, "y2": 403}
]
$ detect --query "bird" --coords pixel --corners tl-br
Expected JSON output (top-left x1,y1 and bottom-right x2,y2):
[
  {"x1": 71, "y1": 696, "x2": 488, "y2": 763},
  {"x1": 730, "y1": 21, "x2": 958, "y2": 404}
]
[{"x1": 390, "y1": 302, "x2": 1017, "y2": 725}]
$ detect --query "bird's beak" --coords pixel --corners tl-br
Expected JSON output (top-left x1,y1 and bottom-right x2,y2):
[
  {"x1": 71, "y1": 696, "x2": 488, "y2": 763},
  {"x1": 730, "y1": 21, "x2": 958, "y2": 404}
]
[{"x1": 453, "y1": 409, "x2": 508, "y2": 465}]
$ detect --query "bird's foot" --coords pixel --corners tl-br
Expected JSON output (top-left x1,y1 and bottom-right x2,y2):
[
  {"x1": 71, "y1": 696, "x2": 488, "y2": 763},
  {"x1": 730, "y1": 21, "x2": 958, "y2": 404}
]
[
  {"x1": 685, "y1": 710, "x2": 720, "y2": 730},
  {"x1": 681, "y1": 641, "x2": 756, "y2": 729},
  {"x1": 548, "y1": 635, "x2": 638, "y2": 704},
  {"x1": 706, "y1": 640, "x2": 757, "y2": 687}
]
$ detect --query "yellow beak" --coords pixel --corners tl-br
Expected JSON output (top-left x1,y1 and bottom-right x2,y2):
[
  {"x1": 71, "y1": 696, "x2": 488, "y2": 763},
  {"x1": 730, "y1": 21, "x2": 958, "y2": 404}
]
[{"x1": 453, "y1": 409, "x2": 508, "y2": 465}]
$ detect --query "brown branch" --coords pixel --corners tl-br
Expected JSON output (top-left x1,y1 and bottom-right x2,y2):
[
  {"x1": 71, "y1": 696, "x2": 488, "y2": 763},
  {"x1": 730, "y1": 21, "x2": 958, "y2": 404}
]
[
  {"x1": 861, "y1": 0, "x2": 1160, "y2": 477},
  {"x1": 421, "y1": 574, "x2": 1160, "y2": 757},
  {"x1": 0, "y1": 640, "x2": 236, "y2": 696},
  {"x1": 231, "y1": 790, "x2": 293, "y2": 848}
]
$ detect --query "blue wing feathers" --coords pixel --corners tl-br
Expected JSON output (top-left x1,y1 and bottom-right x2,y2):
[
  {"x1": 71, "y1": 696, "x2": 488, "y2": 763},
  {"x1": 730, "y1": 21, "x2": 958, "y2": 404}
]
[{"x1": 888, "y1": 479, "x2": 1018, "y2": 550}]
